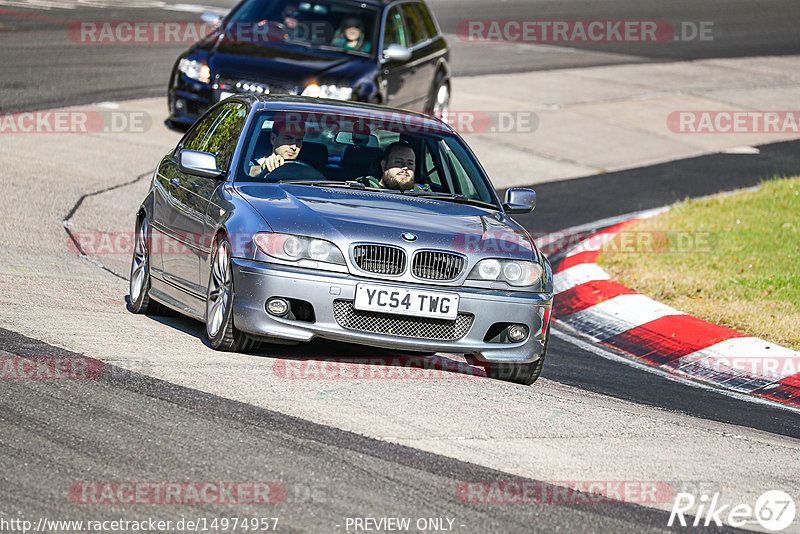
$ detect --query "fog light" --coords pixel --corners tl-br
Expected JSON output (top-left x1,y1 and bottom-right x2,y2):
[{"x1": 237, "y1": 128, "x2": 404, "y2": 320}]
[
  {"x1": 175, "y1": 99, "x2": 186, "y2": 111},
  {"x1": 266, "y1": 297, "x2": 289, "y2": 317},
  {"x1": 507, "y1": 324, "x2": 528, "y2": 342}
]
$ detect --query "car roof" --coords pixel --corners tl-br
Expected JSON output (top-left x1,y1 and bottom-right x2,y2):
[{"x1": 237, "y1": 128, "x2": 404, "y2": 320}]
[
  {"x1": 246, "y1": 94, "x2": 454, "y2": 134},
  {"x1": 338, "y1": 0, "x2": 411, "y2": 6}
]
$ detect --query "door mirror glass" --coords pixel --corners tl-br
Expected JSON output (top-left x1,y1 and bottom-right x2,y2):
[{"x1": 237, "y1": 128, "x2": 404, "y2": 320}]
[
  {"x1": 180, "y1": 149, "x2": 224, "y2": 179},
  {"x1": 201, "y1": 12, "x2": 222, "y2": 25},
  {"x1": 382, "y1": 44, "x2": 412, "y2": 62},
  {"x1": 503, "y1": 188, "x2": 536, "y2": 214}
]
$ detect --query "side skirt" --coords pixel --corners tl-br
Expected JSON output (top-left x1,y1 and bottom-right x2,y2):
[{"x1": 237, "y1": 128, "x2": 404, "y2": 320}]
[{"x1": 149, "y1": 275, "x2": 206, "y2": 321}]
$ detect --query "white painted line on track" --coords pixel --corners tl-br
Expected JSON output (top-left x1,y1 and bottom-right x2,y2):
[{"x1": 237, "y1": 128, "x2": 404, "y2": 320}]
[
  {"x1": 552, "y1": 263, "x2": 609, "y2": 294},
  {"x1": 559, "y1": 294, "x2": 685, "y2": 341},
  {"x1": 675, "y1": 337, "x2": 800, "y2": 382}
]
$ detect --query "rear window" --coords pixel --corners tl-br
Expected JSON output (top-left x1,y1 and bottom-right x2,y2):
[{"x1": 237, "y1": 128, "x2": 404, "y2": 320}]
[
  {"x1": 401, "y1": 3, "x2": 427, "y2": 45},
  {"x1": 415, "y1": 3, "x2": 438, "y2": 38}
]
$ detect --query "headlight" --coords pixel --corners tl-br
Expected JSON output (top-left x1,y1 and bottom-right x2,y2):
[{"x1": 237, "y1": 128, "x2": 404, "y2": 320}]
[
  {"x1": 253, "y1": 233, "x2": 346, "y2": 265},
  {"x1": 178, "y1": 58, "x2": 211, "y2": 84},
  {"x1": 301, "y1": 83, "x2": 353, "y2": 100},
  {"x1": 468, "y1": 259, "x2": 542, "y2": 287}
]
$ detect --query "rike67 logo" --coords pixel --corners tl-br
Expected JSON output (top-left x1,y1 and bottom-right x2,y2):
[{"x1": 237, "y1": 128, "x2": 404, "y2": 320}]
[{"x1": 669, "y1": 490, "x2": 796, "y2": 531}]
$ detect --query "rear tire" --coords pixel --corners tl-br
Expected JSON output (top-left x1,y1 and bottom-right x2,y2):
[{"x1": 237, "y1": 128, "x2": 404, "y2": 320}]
[
  {"x1": 205, "y1": 235, "x2": 258, "y2": 352},
  {"x1": 129, "y1": 215, "x2": 168, "y2": 315},
  {"x1": 482, "y1": 323, "x2": 550, "y2": 385}
]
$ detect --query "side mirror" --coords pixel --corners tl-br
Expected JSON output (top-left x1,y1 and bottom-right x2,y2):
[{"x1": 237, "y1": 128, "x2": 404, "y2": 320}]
[
  {"x1": 180, "y1": 150, "x2": 225, "y2": 180},
  {"x1": 503, "y1": 188, "x2": 536, "y2": 214},
  {"x1": 382, "y1": 44, "x2": 412, "y2": 62},
  {"x1": 200, "y1": 12, "x2": 222, "y2": 27}
]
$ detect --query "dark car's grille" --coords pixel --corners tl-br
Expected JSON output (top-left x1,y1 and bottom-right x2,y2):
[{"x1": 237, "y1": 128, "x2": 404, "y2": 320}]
[
  {"x1": 186, "y1": 99, "x2": 207, "y2": 118},
  {"x1": 412, "y1": 251, "x2": 466, "y2": 281},
  {"x1": 352, "y1": 244, "x2": 406, "y2": 275},
  {"x1": 333, "y1": 300, "x2": 473, "y2": 340},
  {"x1": 218, "y1": 77, "x2": 296, "y2": 95}
]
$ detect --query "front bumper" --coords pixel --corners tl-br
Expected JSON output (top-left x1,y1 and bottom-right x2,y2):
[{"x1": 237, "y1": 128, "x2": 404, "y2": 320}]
[
  {"x1": 168, "y1": 81, "x2": 215, "y2": 126},
  {"x1": 231, "y1": 258, "x2": 552, "y2": 364}
]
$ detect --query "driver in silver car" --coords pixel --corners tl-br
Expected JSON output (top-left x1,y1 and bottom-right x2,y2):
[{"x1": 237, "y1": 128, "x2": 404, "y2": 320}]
[{"x1": 248, "y1": 116, "x2": 305, "y2": 177}]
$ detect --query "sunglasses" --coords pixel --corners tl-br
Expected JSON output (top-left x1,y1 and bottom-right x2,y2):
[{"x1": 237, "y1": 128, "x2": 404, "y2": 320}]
[{"x1": 282, "y1": 10, "x2": 300, "y2": 17}]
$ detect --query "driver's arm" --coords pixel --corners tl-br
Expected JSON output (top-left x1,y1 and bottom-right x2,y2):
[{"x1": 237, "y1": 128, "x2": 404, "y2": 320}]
[
  {"x1": 248, "y1": 157, "x2": 266, "y2": 177},
  {"x1": 248, "y1": 154, "x2": 285, "y2": 176}
]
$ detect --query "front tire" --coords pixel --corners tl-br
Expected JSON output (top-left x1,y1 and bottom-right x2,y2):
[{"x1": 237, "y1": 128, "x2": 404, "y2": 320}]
[
  {"x1": 205, "y1": 235, "x2": 258, "y2": 352},
  {"x1": 426, "y1": 79, "x2": 450, "y2": 122},
  {"x1": 482, "y1": 323, "x2": 550, "y2": 385}
]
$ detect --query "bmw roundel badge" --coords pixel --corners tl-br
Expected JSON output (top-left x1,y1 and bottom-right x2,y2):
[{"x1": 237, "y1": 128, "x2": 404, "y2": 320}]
[{"x1": 401, "y1": 232, "x2": 417, "y2": 242}]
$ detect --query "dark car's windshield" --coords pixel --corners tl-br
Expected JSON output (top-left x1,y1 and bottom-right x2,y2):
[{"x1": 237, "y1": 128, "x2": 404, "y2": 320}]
[
  {"x1": 235, "y1": 109, "x2": 499, "y2": 207},
  {"x1": 226, "y1": 0, "x2": 379, "y2": 56}
]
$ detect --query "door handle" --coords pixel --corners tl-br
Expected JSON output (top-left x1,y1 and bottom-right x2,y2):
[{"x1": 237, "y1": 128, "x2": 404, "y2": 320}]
[{"x1": 170, "y1": 177, "x2": 180, "y2": 186}]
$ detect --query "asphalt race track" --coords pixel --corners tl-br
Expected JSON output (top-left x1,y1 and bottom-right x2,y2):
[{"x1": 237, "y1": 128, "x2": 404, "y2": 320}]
[
  {"x1": 3, "y1": 0, "x2": 800, "y2": 110},
  {"x1": 1, "y1": 1, "x2": 799, "y2": 533}
]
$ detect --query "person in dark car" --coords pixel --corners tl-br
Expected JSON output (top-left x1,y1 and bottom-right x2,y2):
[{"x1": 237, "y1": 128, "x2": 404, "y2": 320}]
[
  {"x1": 356, "y1": 142, "x2": 430, "y2": 191},
  {"x1": 332, "y1": 16, "x2": 370, "y2": 52},
  {"x1": 248, "y1": 116, "x2": 305, "y2": 177},
  {"x1": 280, "y1": 3, "x2": 300, "y2": 34}
]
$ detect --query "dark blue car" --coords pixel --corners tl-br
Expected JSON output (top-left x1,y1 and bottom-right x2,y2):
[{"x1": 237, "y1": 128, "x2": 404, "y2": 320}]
[{"x1": 168, "y1": 0, "x2": 451, "y2": 126}]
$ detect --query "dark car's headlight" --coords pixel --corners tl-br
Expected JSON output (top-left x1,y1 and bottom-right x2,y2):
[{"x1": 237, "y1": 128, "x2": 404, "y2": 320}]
[
  {"x1": 467, "y1": 259, "x2": 543, "y2": 287},
  {"x1": 253, "y1": 232, "x2": 346, "y2": 265},
  {"x1": 178, "y1": 58, "x2": 211, "y2": 84}
]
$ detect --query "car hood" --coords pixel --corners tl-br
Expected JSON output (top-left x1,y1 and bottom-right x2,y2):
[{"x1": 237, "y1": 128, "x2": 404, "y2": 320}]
[
  {"x1": 209, "y1": 38, "x2": 368, "y2": 84},
  {"x1": 235, "y1": 183, "x2": 537, "y2": 260}
]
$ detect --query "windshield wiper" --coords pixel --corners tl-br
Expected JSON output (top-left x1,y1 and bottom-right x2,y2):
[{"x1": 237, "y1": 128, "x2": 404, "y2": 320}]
[
  {"x1": 277, "y1": 181, "x2": 495, "y2": 207},
  {"x1": 401, "y1": 191, "x2": 500, "y2": 210},
  {"x1": 278, "y1": 180, "x2": 398, "y2": 192},
  {"x1": 279, "y1": 180, "x2": 347, "y2": 186},
  {"x1": 310, "y1": 43, "x2": 370, "y2": 57}
]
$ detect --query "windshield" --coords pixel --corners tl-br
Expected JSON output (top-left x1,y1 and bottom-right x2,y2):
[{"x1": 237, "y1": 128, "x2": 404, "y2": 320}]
[
  {"x1": 226, "y1": 0, "x2": 379, "y2": 56},
  {"x1": 235, "y1": 110, "x2": 500, "y2": 207}
]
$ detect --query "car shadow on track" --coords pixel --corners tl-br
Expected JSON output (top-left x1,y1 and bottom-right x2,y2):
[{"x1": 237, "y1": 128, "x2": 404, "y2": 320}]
[
  {"x1": 126, "y1": 296, "x2": 487, "y2": 381},
  {"x1": 255, "y1": 339, "x2": 488, "y2": 381}
]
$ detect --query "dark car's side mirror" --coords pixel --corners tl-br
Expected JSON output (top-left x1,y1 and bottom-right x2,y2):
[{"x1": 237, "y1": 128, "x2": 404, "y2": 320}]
[
  {"x1": 179, "y1": 149, "x2": 225, "y2": 180},
  {"x1": 382, "y1": 44, "x2": 412, "y2": 62},
  {"x1": 200, "y1": 12, "x2": 222, "y2": 27},
  {"x1": 503, "y1": 188, "x2": 536, "y2": 214}
]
